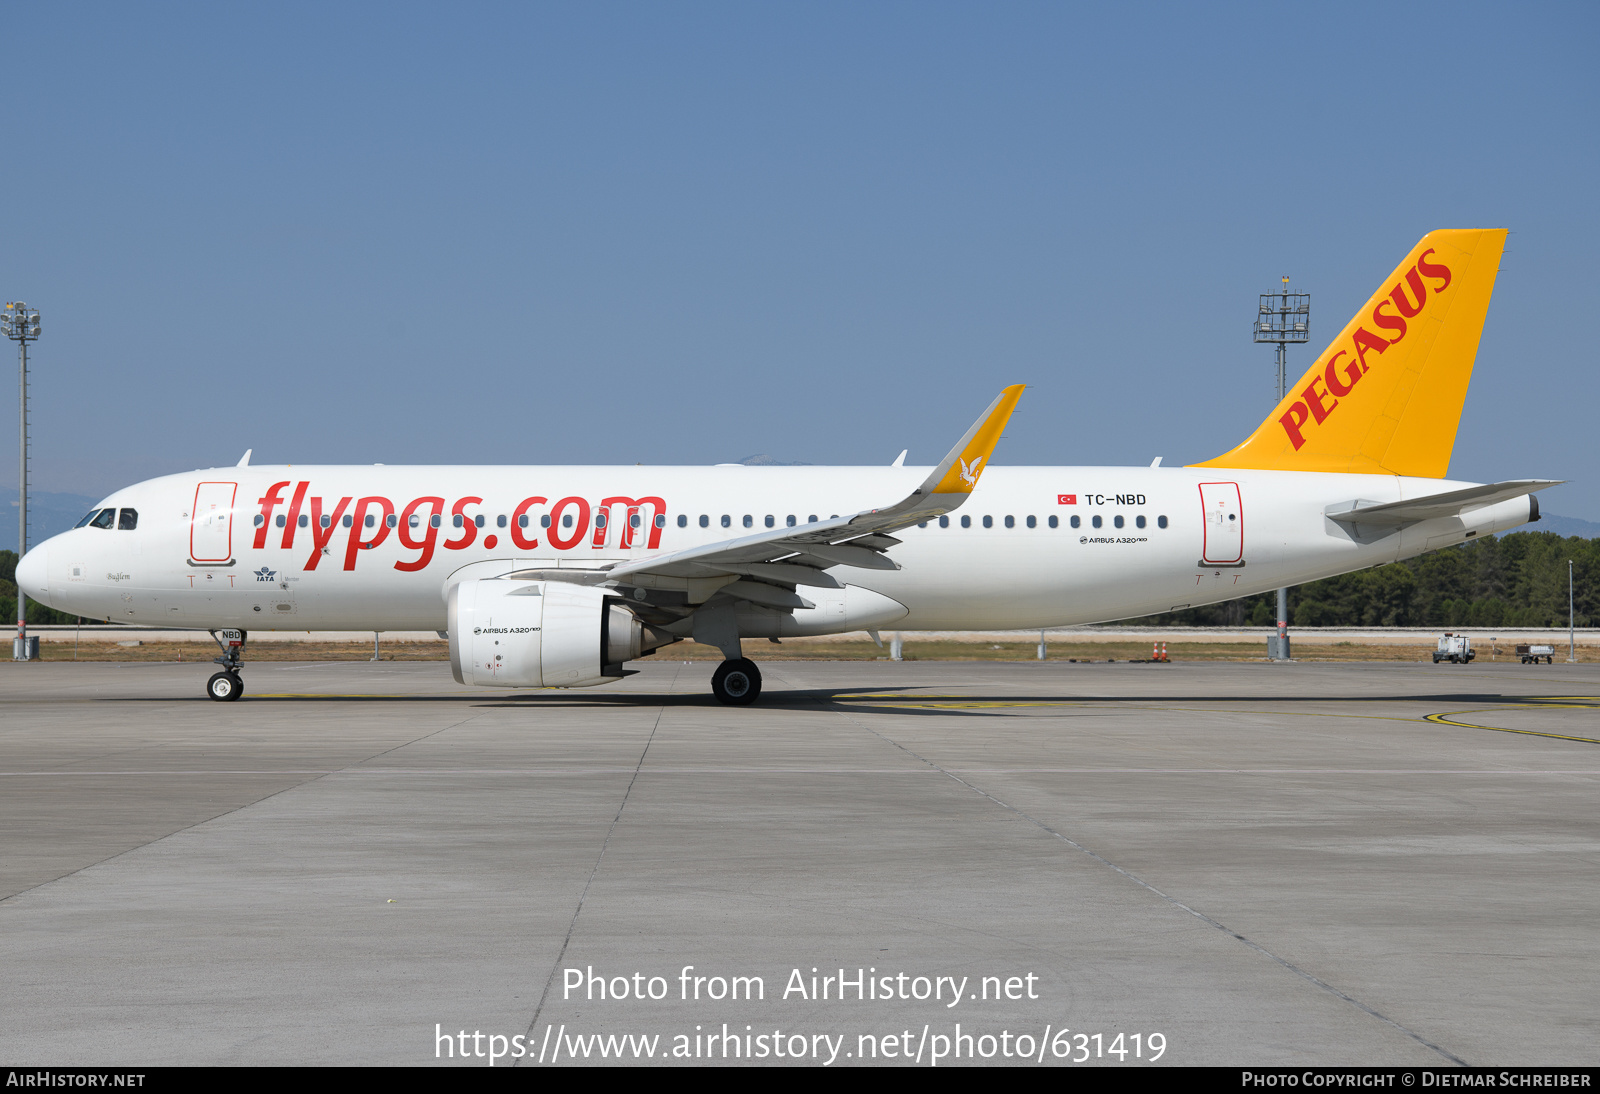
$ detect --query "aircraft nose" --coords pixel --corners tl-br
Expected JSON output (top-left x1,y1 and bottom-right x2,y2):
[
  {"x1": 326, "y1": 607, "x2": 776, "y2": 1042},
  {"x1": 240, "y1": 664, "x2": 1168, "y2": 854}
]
[{"x1": 14, "y1": 542, "x2": 49, "y2": 597}]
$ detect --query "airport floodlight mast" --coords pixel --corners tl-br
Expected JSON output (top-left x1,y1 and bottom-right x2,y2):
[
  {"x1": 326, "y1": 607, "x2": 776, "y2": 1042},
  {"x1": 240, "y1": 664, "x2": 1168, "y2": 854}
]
[
  {"x1": 1254, "y1": 277, "x2": 1309, "y2": 661},
  {"x1": 3, "y1": 301, "x2": 41, "y2": 661}
]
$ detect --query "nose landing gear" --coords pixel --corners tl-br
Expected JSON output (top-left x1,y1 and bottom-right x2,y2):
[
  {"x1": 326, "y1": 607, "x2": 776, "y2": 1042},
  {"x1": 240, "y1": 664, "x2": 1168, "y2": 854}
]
[
  {"x1": 206, "y1": 628, "x2": 246, "y2": 702},
  {"x1": 711, "y1": 658, "x2": 762, "y2": 705}
]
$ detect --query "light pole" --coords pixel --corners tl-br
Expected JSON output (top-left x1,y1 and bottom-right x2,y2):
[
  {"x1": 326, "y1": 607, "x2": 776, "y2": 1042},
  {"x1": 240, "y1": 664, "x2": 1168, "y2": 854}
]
[
  {"x1": 1571, "y1": 559, "x2": 1577, "y2": 663},
  {"x1": 1254, "y1": 278, "x2": 1309, "y2": 661},
  {"x1": 2, "y1": 302, "x2": 41, "y2": 661}
]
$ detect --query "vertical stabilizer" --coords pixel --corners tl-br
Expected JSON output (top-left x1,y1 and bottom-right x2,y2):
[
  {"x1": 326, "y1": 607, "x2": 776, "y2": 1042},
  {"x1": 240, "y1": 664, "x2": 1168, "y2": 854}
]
[{"x1": 1194, "y1": 229, "x2": 1507, "y2": 478}]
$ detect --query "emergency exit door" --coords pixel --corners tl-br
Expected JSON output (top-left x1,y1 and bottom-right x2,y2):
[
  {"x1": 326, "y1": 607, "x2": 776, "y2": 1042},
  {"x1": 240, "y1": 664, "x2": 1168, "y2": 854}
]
[
  {"x1": 191, "y1": 482, "x2": 237, "y2": 562},
  {"x1": 1198, "y1": 482, "x2": 1244, "y2": 565}
]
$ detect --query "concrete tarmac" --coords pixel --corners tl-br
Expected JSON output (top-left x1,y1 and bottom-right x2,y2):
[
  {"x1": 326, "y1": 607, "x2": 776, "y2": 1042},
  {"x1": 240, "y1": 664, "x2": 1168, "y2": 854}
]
[{"x1": 1, "y1": 658, "x2": 1597, "y2": 1067}]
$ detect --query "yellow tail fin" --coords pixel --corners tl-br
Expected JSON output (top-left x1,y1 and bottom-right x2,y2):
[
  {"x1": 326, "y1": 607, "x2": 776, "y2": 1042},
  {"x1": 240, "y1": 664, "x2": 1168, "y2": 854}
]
[{"x1": 1194, "y1": 229, "x2": 1507, "y2": 478}]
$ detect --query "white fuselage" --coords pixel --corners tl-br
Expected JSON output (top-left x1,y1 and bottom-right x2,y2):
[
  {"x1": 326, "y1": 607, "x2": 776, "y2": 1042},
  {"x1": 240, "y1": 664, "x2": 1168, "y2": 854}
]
[{"x1": 19, "y1": 464, "x2": 1534, "y2": 634}]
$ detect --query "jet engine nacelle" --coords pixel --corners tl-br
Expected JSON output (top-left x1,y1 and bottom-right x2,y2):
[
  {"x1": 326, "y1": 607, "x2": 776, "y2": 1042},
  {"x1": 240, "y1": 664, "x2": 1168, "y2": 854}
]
[{"x1": 447, "y1": 579, "x2": 643, "y2": 688}]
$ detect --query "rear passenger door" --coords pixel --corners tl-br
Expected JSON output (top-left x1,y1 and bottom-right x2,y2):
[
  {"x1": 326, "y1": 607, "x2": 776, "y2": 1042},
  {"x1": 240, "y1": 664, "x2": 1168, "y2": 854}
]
[{"x1": 1198, "y1": 482, "x2": 1244, "y2": 564}]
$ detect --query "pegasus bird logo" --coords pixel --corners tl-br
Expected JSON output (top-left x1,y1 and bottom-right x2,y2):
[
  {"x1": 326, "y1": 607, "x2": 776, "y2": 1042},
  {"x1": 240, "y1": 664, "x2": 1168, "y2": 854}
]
[{"x1": 959, "y1": 455, "x2": 984, "y2": 487}]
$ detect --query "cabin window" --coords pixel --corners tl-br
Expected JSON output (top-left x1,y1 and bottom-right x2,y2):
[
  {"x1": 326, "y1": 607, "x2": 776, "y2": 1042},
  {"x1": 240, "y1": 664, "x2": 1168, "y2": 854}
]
[
  {"x1": 808, "y1": 514, "x2": 818, "y2": 523},
  {"x1": 630, "y1": 514, "x2": 641, "y2": 529},
  {"x1": 474, "y1": 515, "x2": 485, "y2": 528},
  {"x1": 452, "y1": 514, "x2": 463, "y2": 528},
  {"x1": 1136, "y1": 515, "x2": 1146, "y2": 529},
  {"x1": 430, "y1": 514, "x2": 442, "y2": 529},
  {"x1": 1049, "y1": 515, "x2": 1059, "y2": 528},
  {"x1": 595, "y1": 513, "x2": 607, "y2": 529},
  {"x1": 497, "y1": 515, "x2": 507, "y2": 528},
  {"x1": 764, "y1": 515, "x2": 775, "y2": 528},
  {"x1": 276, "y1": 514, "x2": 286, "y2": 528},
  {"x1": 1026, "y1": 515, "x2": 1036, "y2": 528},
  {"x1": 1004, "y1": 515, "x2": 1015, "y2": 529},
  {"x1": 300, "y1": 515, "x2": 310, "y2": 528},
  {"x1": 786, "y1": 515, "x2": 796, "y2": 527},
  {"x1": 321, "y1": 515, "x2": 332, "y2": 529},
  {"x1": 721, "y1": 515, "x2": 731, "y2": 528},
  {"x1": 118, "y1": 509, "x2": 138, "y2": 530},
  {"x1": 562, "y1": 514, "x2": 573, "y2": 528},
  {"x1": 654, "y1": 514, "x2": 666, "y2": 528},
  {"x1": 517, "y1": 514, "x2": 528, "y2": 528},
  {"x1": 917, "y1": 521, "x2": 927, "y2": 528},
  {"x1": 541, "y1": 515, "x2": 551, "y2": 528},
  {"x1": 982, "y1": 515, "x2": 993, "y2": 528},
  {"x1": 1092, "y1": 515, "x2": 1102, "y2": 529},
  {"x1": 364, "y1": 514, "x2": 376, "y2": 528},
  {"x1": 253, "y1": 514, "x2": 264, "y2": 527},
  {"x1": 414, "y1": 515, "x2": 424, "y2": 528},
  {"x1": 1158, "y1": 515, "x2": 1168, "y2": 529},
  {"x1": 1113, "y1": 515, "x2": 1124, "y2": 529},
  {"x1": 387, "y1": 514, "x2": 398, "y2": 528},
  {"x1": 342, "y1": 515, "x2": 354, "y2": 528},
  {"x1": 699, "y1": 514, "x2": 709, "y2": 528},
  {"x1": 677, "y1": 514, "x2": 688, "y2": 528},
  {"x1": 939, "y1": 516, "x2": 950, "y2": 528},
  {"x1": 743, "y1": 515, "x2": 753, "y2": 528},
  {"x1": 961, "y1": 515, "x2": 972, "y2": 528}
]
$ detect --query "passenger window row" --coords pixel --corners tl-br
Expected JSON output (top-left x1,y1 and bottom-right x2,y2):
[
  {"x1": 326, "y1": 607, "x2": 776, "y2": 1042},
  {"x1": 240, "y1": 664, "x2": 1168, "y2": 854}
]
[
  {"x1": 252, "y1": 510, "x2": 673, "y2": 532},
  {"x1": 916, "y1": 514, "x2": 1170, "y2": 530}
]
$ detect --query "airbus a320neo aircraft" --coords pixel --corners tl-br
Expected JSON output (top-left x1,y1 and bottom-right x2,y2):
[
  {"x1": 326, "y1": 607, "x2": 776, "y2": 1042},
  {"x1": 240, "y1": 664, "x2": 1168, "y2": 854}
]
[{"x1": 15, "y1": 229, "x2": 1556, "y2": 704}]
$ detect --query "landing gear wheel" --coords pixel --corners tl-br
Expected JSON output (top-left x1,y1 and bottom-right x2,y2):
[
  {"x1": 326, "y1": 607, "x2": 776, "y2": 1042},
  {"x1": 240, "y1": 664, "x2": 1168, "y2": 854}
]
[
  {"x1": 207, "y1": 671, "x2": 243, "y2": 702},
  {"x1": 711, "y1": 658, "x2": 762, "y2": 706}
]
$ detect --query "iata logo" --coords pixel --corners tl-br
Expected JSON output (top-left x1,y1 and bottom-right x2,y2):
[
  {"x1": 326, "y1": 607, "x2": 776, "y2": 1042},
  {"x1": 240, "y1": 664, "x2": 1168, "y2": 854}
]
[
  {"x1": 254, "y1": 567, "x2": 276, "y2": 582},
  {"x1": 1057, "y1": 494, "x2": 1077, "y2": 505},
  {"x1": 1279, "y1": 249, "x2": 1452, "y2": 450}
]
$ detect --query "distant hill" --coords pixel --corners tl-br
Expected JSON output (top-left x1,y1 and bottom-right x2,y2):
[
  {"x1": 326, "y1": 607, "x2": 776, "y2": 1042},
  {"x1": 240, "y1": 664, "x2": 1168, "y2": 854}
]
[
  {"x1": 0, "y1": 489, "x2": 103, "y2": 550},
  {"x1": 1538, "y1": 513, "x2": 1600, "y2": 539}
]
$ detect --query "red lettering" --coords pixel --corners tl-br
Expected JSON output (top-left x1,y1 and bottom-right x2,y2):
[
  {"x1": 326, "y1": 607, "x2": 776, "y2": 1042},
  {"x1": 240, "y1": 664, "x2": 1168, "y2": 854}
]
[
  {"x1": 596, "y1": 496, "x2": 667, "y2": 550},
  {"x1": 303, "y1": 496, "x2": 352, "y2": 571},
  {"x1": 394, "y1": 497, "x2": 444, "y2": 572},
  {"x1": 1371, "y1": 299, "x2": 1407, "y2": 343},
  {"x1": 1351, "y1": 326, "x2": 1389, "y2": 373},
  {"x1": 443, "y1": 497, "x2": 482, "y2": 551},
  {"x1": 1279, "y1": 401, "x2": 1311, "y2": 450},
  {"x1": 343, "y1": 497, "x2": 396, "y2": 571},
  {"x1": 280, "y1": 481, "x2": 309, "y2": 549},
  {"x1": 1323, "y1": 351, "x2": 1361, "y2": 397},
  {"x1": 546, "y1": 497, "x2": 590, "y2": 550},
  {"x1": 1301, "y1": 375, "x2": 1338, "y2": 424},
  {"x1": 510, "y1": 496, "x2": 547, "y2": 551},
  {"x1": 1389, "y1": 266, "x2": 1427, "y2": 318},
  {"x1": 1415, "y1": 247, "x2": 1452, "y2": 292},
  {"x1": 254, "y1": 481, "x2": 291, "y2": 549}
]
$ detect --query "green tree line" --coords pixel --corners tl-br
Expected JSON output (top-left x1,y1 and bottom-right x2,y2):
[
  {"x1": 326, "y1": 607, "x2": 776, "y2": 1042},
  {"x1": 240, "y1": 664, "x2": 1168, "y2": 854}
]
[{"x1": 3, "y1": 532, "x2": 1596, "y2": 631}]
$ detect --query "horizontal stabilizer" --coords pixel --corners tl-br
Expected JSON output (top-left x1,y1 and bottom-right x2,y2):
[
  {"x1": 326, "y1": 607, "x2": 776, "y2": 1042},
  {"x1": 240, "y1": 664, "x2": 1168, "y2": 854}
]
[{"x1": 1326, "y1": 480, "x2": 1561, "y2": 527}]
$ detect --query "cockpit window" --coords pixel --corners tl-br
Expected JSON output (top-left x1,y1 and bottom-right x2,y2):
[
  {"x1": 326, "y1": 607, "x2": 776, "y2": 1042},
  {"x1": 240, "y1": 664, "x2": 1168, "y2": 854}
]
[
  {"x1": 89, "y1": 508, "x2": 116, "y2": 529},
  {"x1": 118, "y1": 508, "x2": 138, "y2": 530},
  {"x1": 74, "y1": 510, "x2": 99, "y2": 529}
]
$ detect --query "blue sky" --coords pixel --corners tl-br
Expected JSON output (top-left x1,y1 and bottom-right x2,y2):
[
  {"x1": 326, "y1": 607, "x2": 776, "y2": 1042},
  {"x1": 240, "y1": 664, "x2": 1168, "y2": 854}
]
[{"x1": 3, "y1": 2, "x2": 1596, "y2": 517}]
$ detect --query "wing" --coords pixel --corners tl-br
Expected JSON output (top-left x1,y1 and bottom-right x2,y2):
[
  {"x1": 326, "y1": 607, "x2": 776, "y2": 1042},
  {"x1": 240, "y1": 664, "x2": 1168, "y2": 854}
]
[{"x1": 505, "y1": 385, "x2": 1025, "y2": 607}]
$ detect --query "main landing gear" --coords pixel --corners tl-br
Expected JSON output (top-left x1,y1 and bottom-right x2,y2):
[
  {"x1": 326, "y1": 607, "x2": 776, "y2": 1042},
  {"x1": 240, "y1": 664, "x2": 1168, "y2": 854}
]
[
  {"x1": 206, "y1": 628, "x2": 247, "y2": 702},
  {"x1": 711, "y1": 658, "x2": 762, "y2": 706}
]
